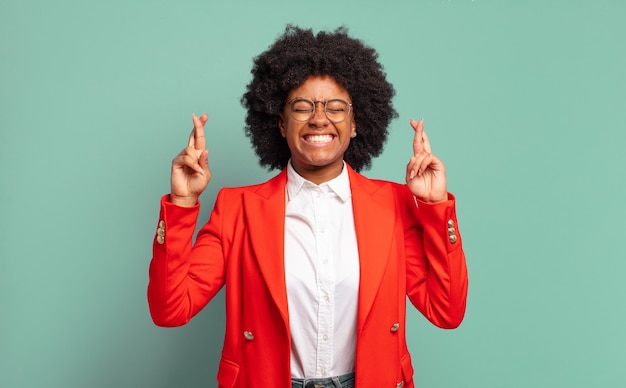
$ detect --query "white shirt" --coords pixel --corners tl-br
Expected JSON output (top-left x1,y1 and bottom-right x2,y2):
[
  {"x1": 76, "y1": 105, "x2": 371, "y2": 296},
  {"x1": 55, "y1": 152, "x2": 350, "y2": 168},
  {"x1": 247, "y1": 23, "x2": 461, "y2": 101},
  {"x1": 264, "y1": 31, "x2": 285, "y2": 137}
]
[{"x1": 284, "y1": 162, "x2": 360, "y2": 379}]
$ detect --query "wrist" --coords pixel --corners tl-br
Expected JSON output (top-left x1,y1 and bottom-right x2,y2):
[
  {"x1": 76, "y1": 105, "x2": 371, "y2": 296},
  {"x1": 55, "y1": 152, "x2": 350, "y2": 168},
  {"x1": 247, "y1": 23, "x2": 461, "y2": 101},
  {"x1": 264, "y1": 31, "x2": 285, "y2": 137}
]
[
  {"x1": 169, "y1": 194, "x2": 198, "y2": 207},
  {"x1": 414, "y1": 192, "x2": 449, "y2": 204}
]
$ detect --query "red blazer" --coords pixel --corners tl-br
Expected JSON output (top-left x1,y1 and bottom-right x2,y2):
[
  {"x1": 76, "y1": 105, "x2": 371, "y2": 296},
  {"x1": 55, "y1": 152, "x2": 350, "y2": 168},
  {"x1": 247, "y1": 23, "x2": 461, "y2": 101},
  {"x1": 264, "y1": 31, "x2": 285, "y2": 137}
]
[{"x1": 148, "y1": 166, "x2": 468, "y2": 388}]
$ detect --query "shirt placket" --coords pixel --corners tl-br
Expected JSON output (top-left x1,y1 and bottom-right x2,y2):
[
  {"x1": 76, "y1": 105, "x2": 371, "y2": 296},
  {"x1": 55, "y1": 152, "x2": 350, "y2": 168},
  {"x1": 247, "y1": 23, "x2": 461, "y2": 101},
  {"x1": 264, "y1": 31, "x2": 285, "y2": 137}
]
[{"x1": 313, "y1": 188, "x2": 334, "y2": 377}]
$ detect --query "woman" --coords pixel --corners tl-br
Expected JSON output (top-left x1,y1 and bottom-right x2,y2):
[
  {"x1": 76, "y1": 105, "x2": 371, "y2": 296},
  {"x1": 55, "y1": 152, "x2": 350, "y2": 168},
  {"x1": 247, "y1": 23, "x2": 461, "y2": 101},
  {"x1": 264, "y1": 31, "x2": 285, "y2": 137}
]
[{"x1": 148, "y1": 26, "x2": 468, "y2": 388}]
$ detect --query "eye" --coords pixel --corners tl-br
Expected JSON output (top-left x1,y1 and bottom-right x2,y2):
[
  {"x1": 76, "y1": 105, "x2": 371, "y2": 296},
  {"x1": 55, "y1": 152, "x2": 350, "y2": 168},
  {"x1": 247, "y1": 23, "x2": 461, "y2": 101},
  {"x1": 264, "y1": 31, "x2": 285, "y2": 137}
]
[
  {"x1": 326, "y1": 100, "x2": 349, "y2": 113},
  {"x1": 291, "y1": 99, "x2": 314, "y2": 112}
]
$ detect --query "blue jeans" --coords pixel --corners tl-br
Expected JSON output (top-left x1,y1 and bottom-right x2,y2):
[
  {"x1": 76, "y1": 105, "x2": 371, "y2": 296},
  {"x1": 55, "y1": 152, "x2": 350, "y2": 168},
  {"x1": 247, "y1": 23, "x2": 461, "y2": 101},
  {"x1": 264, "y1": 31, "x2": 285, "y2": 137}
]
[{"x1": 291, "y1": 372, "x2": 355, "y2": 388}]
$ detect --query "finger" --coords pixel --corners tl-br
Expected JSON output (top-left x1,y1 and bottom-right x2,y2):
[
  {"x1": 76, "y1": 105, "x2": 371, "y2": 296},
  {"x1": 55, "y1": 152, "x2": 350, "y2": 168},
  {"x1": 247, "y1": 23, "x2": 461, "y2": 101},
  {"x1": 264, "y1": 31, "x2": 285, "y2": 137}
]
[
  {"x1": 418, "y1": 153, "x2": 433, "y2": 177},
  {"x1": 413, "y1": 152, "x2": 433, "y2": 177},
  {"x1": 187, "y1": 113, "x2": 209, "y2": 149},
  {"x1": 406, "y1": 155, "x2": 418, "y2": 180},
  {"x1": 422, "y1": 128, "x2": 432, "y2": 154},
  {"x1": 192, "y1": 113, "x2": 208, "y2": 150},
  {"x1": 180, "y1": 152, "x2": 205, "y2": 175},
  {"x1": 174, "y1": 147, "x2": 204, "y2": 175},
  {"x1": 411, "y1": 118, "x2": 425, "y2": 155},
  {"x1": 199, "y1": 149, "x2": 209, "y2": 171},
  {"x1": 187, "y1": 127, "x2": 195, "y2": 148}
]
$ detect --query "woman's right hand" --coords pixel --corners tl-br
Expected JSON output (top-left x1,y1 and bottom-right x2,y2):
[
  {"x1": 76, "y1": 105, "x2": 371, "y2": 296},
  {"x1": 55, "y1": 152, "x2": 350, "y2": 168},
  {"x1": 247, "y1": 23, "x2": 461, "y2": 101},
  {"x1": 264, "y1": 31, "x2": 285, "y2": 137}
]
[{"x1": 170, "y1": 113, "x2": 211, "y2": 207}]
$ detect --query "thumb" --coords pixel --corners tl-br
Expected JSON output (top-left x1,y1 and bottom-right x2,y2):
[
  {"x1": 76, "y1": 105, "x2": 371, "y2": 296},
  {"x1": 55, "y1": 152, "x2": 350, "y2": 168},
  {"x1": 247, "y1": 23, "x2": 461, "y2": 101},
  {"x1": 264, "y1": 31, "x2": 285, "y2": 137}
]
[{"x1": 199, "y1": 149, "x2": 210, "y2": 173}]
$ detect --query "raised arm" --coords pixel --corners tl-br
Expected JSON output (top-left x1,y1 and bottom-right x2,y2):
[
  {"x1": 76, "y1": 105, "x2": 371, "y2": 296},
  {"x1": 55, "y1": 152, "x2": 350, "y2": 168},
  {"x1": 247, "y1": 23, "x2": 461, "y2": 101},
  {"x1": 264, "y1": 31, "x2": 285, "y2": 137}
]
[
  {"x1": 148, "y1": 113, "x2": 226, "y2": 327},
  {"x1": 403, "y1": 118, "x2": 468, "y2": 328}
]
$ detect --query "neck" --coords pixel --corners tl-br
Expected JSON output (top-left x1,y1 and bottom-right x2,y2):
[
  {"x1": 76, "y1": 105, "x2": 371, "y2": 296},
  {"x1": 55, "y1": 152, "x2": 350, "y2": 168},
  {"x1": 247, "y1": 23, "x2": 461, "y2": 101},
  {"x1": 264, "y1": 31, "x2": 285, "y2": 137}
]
[{"x1": 291, "y1": 161, "x2": 344, "y2": 185}]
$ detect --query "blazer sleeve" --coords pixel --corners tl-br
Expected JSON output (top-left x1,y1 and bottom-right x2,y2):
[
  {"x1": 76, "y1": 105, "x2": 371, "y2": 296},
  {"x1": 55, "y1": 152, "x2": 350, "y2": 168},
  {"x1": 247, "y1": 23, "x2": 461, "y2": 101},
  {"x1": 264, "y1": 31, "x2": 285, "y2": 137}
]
[
  {"x1": 147, "y1": 192, "x2": 227, "y2": 327},
  {"x1": 402, "y1": 189, "x2": 468, "y2": 329}
]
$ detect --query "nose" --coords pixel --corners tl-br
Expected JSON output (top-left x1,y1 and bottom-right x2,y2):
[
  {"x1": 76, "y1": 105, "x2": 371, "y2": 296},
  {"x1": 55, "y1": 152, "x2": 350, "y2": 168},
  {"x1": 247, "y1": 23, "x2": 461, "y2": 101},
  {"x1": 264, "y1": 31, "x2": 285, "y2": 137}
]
[{"x1": 310, "y1": 101, "x2": 329, "y2": 125}]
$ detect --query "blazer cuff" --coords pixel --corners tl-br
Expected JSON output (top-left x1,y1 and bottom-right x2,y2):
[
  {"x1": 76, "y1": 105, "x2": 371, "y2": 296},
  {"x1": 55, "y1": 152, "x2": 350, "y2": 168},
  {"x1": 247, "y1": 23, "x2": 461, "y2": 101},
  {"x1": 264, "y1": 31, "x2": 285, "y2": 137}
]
[
  {"x1": 153, "y1": 194, "x2": 201, "y2": 247},
  {"x1": 415, "y1": 193, "x2": 461, "y2": 251}
]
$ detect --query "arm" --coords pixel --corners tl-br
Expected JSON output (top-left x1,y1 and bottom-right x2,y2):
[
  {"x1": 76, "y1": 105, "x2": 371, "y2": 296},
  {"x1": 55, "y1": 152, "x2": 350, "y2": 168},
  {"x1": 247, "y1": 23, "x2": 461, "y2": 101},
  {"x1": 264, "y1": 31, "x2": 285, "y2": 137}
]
[
  {"x1": 147, "y1": 194, "x2": 227, "y2": 326},
  {"x1": 403, "y1": 118, "x2": 468, "y2": 328},
  {"x1": 147, "y1": 113, "x2": 225, "y2": 326},
  {"x1": 404, "y1": 191, "x2": 468, "y2": 329}
]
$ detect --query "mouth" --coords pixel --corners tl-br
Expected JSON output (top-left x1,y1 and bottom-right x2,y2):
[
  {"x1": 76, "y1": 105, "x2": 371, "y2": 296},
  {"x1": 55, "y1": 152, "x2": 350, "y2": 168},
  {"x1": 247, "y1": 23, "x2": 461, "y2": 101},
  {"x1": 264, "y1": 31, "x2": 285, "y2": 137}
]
[{"x1": 303, "y1": 134, "x2": 335, "y2": 144}]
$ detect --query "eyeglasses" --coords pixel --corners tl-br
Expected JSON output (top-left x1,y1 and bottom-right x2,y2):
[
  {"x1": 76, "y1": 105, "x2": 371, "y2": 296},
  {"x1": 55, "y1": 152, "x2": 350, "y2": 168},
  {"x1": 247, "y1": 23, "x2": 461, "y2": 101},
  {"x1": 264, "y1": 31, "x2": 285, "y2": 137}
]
[{"x1": 286, "y1": 98, "x2": 353, "y2": 123}]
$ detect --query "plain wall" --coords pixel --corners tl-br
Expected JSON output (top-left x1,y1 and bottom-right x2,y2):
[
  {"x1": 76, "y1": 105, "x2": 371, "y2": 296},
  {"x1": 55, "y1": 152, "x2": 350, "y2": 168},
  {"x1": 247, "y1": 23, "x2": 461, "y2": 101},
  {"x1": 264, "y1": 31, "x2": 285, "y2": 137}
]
[{"x1": 2, "y1": 0, "x2": 625, "y2": 387}]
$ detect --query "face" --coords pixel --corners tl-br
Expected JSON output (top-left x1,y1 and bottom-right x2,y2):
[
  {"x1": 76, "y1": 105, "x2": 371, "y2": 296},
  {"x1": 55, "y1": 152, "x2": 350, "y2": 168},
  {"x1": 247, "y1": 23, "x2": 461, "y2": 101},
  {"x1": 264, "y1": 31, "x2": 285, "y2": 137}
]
[{"x1": 279, "y1": 75, "x2": 356, "y2": 183}]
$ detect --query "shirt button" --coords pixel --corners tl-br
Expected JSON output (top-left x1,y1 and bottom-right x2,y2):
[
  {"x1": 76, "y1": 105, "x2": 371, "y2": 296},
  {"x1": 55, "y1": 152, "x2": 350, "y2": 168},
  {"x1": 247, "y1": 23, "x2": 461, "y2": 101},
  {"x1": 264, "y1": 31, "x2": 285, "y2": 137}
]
[
  {"x1": 323, "y1": 334, "x2": 329, "y2": 341},
  {"x1": 324, "y1": 295, "x2": 330, "y2": 302}
]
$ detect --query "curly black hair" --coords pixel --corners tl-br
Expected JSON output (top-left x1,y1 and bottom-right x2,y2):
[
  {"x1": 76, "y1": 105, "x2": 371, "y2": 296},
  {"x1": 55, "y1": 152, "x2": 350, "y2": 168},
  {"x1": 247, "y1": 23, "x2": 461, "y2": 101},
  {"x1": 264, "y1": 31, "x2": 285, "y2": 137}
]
[{"x1": 241, "y1": 25, "x2": 398, "y2": 172}]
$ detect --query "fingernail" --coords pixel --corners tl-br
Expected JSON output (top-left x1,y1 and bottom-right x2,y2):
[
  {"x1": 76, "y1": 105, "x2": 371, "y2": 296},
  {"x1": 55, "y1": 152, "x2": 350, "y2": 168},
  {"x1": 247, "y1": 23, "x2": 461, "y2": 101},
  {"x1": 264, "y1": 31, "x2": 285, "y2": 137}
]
[{"x1": 410, "y1": 169, "x2": 415, "y2": 180}]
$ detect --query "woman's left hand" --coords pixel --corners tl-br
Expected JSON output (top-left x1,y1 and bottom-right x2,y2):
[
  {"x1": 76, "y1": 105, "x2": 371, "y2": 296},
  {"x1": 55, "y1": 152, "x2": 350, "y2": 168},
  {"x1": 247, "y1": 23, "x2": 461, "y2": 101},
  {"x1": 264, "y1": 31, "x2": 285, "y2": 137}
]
[{"x1": 405, "y1": 119, "x2": 448, "y2": 203}]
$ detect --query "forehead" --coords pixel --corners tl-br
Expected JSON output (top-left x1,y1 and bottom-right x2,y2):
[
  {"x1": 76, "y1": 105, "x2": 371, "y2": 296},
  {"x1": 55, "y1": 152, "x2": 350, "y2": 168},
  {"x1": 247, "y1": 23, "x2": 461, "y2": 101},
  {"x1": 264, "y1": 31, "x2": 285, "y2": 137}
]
[{"x1": 287, "y1": 75, "x2": 350, "y2": 100}]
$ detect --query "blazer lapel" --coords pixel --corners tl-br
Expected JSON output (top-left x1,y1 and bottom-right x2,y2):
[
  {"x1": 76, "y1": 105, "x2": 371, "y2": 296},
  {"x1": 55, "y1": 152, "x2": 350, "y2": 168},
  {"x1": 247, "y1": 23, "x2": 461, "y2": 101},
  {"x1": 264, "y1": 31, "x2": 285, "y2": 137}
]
[
  {"x1": 348, "y1": 167, "x2": 397, "y2": 332},
  {"x1": 242, "y1": 169, "x2": 290, "y2": 327},
  {"x1": 240, "y1": 166, "x2": 397, "y2": 333}
]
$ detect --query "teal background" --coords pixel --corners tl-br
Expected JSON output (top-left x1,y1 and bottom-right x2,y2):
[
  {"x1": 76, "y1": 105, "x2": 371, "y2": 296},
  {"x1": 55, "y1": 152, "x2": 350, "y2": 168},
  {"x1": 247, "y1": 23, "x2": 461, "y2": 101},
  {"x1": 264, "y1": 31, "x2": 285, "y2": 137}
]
[{"x1": 2, "y1": 0, "x2": 625, "y2": 387}]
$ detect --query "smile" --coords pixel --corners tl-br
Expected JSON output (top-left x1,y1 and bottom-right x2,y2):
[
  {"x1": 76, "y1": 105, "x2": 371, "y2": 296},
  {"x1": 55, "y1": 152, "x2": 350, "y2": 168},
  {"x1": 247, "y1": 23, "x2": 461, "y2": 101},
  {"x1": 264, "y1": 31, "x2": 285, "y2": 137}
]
[{"x1": 303, "y1": 134, "x2": 335, "y2": 143}]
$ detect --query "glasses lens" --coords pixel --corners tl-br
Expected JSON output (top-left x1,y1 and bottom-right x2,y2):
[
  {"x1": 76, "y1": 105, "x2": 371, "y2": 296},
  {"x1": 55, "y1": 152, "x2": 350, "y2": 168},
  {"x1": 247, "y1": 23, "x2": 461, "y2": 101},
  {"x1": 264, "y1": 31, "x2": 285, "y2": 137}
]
[
  {"x1": 325, "y1": 99, "x2": 349, "y2": 122},
  {"x1": 290, "y1": 99, "x2": 314, "y2": 121},
  {"x1": 288, "y1": 98, "x2": 351, "y2": 122}
]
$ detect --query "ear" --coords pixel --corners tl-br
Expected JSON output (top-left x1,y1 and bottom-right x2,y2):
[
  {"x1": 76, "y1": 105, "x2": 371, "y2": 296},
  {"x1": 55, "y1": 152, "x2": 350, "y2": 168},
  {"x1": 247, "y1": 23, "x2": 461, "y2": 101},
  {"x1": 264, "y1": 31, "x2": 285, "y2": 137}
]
[{"x1": 278, "y1": 114, "x2": 286, "y2": 137}]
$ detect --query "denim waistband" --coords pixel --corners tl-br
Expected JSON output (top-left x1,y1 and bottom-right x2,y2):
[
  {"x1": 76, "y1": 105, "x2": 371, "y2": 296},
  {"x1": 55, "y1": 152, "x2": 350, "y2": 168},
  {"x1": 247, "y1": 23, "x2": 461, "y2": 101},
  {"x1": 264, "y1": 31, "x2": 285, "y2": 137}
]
[{"x1": 291, "y1": 372, "x2": 355, "y2": 388}]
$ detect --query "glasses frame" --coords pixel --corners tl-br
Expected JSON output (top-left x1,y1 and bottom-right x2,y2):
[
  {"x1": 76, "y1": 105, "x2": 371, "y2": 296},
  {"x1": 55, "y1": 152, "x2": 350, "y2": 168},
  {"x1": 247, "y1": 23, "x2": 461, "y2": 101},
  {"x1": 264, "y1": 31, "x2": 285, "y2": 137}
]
[{"x1": 286, "y1": 97, "x2": 353, "y2": 123}]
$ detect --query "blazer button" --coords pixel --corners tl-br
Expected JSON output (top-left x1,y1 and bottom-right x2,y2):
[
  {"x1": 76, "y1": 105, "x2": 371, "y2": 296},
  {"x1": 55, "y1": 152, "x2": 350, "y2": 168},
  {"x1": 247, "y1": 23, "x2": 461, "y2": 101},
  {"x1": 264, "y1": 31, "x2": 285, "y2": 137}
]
[
  {"x1": 156, "y1": 220, "x2": 166, "y2": 244},
  {"x1": 390, "y1": 322, "x2": 400, "y2": 332},
  {"x1": 243, "y1": 331, "x2": 254, "y2": 341},
  {"x1": 396, "y1": 382, "x2": 404, "y2": 388},
  {"x1": 447, "y1": 219, "x2": 454, "y2": 228},
  {"x1": 449, "y1": 234, "x2": 458, "y2": 244}
]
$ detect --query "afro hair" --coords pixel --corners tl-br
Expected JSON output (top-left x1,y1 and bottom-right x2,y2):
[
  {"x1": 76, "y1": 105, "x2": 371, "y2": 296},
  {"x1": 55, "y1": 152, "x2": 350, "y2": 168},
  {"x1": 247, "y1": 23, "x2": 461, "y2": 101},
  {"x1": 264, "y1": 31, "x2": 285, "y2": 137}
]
[{"x1": 241, "y1": 25, "x2": 397, "y2": 172}]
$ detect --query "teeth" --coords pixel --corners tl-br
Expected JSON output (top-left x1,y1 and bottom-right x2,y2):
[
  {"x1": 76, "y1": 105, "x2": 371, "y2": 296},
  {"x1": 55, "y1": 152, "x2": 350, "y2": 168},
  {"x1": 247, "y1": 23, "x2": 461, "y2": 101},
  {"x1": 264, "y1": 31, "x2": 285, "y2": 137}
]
[{"x1": 305, "y1": 134, "x2": 333, "y2": 143}]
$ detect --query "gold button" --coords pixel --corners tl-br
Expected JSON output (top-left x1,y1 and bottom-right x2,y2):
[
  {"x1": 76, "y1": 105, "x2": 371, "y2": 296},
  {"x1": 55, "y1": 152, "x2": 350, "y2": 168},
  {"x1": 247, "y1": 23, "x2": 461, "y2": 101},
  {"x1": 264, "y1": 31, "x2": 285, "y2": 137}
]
[
  {"x1": 157, "y1": 235, "x2": 165, "y2": 244},
  {"x1": 390, "y1": 322, "x2": 400, "y2": 332},
  {"x1": 397, "y1": 382, "x2": 404, "y2": 388},
  {"x1": 159, "y1": 220, "x2": 165, "y2": 228},
  {"x1": 447, "y1": 219, "x2": 454, "y2": 228},
  {"x1": 449, "y1": 235, "x2": 457, "y2": 244},
  {"x1": 157, "y1": 228, "x2": 165, "y2": 237},
  {"x1": 448, "y1": 227, "x2": 456, "y2": 236},
  {"x1": 243, "y1": 331, "x2": 254, "y2": 340}
]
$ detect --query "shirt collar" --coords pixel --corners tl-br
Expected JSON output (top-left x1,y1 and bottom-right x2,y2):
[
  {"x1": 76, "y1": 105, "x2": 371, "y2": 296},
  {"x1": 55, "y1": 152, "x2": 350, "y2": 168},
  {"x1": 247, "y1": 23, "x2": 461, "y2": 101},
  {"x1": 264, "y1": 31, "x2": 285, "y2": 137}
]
[{"x1": 286, "y1": 160, "x2": 352, "y2": 203}]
